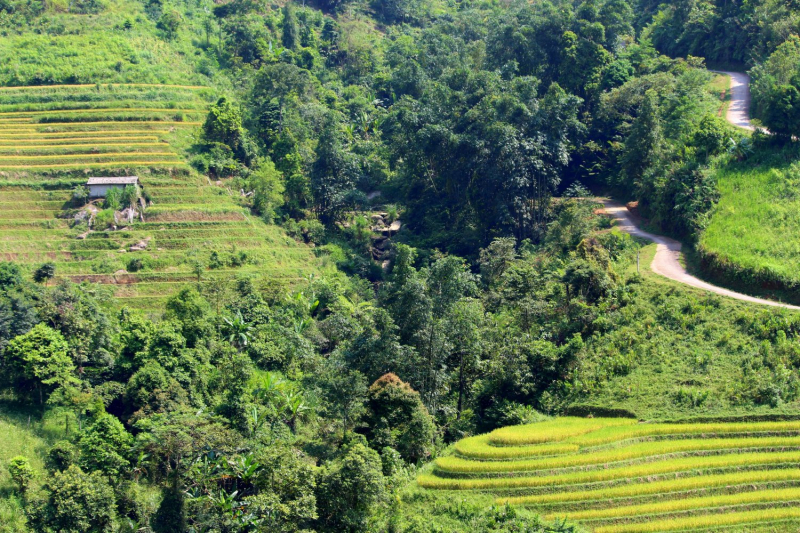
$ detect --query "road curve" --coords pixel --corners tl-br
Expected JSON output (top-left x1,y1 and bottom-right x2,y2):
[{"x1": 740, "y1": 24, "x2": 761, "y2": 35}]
[
  {"x1": 602, "y1": 72, "x2": 800, "y2": 310},
  {"x1": 601, "y1": 199, "x2": 800, "y2": 309},
  {"x1": 716, "y1": 70, "x2": 755, "y2": 130}
]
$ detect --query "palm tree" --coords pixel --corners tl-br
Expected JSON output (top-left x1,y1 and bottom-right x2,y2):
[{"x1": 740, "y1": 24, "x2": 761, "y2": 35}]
[
  {"x1": 253, "y1": 372, "x2": 286, "y2": 406},
  {"x1": 222, "y1": 311, "x2": 252, "y2": 351},
  {"x1": 280, "y1": 390, "x2": 312, "y2": 433}
]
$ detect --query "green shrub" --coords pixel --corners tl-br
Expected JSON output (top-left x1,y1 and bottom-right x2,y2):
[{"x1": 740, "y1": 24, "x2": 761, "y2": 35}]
[
  {"x1": 27, "y1": 465, "x2": 116, "y2": 533},
  {"x1": 93, "y1": 209, "x2": 116, "y2": 230},
  {"x1": 8, "y1": 456, "x2": 34, "y2": 494}
]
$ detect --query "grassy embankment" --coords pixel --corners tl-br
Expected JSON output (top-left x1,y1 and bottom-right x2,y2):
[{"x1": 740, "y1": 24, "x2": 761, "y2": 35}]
[
  {"x1": 695, "y1": 141, "x2": 800, "y2": 303},
  {"x1": 685, "y1": 72, "x2": 800, "y2": 303}
]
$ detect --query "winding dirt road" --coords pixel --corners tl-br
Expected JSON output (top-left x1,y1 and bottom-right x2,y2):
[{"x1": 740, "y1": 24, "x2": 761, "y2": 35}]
[
  {"x1": 717, "y1": 70, "x2": 755, "y2": 130},
  {"x1": 603, "y1": 72, "x2": 800, "y2": 310}
]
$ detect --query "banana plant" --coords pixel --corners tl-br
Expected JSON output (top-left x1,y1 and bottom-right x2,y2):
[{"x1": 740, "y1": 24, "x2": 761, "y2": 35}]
[{"x1": 222, "y1": 310, "x2": 252, "y2": 351}]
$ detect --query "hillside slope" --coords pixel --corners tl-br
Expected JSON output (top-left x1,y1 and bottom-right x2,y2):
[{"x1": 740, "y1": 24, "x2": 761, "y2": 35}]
[{"x1": 0, "y1": 4, "x2": 326, "y2": 308}]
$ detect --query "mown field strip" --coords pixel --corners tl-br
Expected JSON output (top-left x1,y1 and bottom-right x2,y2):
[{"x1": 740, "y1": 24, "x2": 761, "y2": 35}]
[
  {"x1": 0, "y1": 144, "x2": 167, "y2": 153},
  {"x1": 455, "y1": 435, "x2": 580, "y2": 460},
  {"x1": 0, "y1": 161, "x2": 185, "y2": 169},
  {"x1": 549, "y1": 487, "x2": 800, "y2": 521},
  {"x1": 0, "y1": 226, "x2": 255, "y2": 239},
  {"x1": 0, "y1": 121, "x2": 200, "y2": 130},
  {"x1": 0, "y1": 131, "x2": 167, "y2": 138},
  {"x1": 486, "y1": 418, "x2": 637, "y2": 446},
  {"x1": 0, "y1": 84, "x2": 208, "y2": 91},
  {"x1": 418, "y1": 451, "x2": 800, "y2": 490},
  {"x1": 592, "y1": 507, "x2": 800, "y2": 533},
  {"x1": 501, "y1": 469, "x2": 800, "y2": 505},
  {"x1": 60, "y1": 269, "x2": 314, "y2": 283},
  {"x1": 0, "y1": 98, "x2": 204, "y2": 111},
  {"x1": 436, "y1": 436, "x2": 800, "y2": 474},
  {"x1": 487, "y1": 420, "x2": 800, "y2": 448},
  {"x1": 0, "y1": 137, "x2": 160, "y2": 144},
  {"x1": 0, "y1": 152, "x2": 177, "y2": 160},
  {"x1": 0, "y1": 108, "x2": 203, "y2": 117}
]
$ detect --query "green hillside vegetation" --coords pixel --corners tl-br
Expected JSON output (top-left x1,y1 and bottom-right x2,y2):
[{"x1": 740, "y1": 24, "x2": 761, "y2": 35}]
[
  {"x1": 0, "y1": 0, "x2": 215, "y2": 87},
  {"x1": 697, "y1": 141, "x2": 800, "y2": 300},
  {"x1": 422, "y1": 417, "x2": 800, "y2": 532},
  {"x1": 4, "y1": 0, "x2": 800, "y2": 530},
  {"x1": 0, "y1": 84, "x2": 325, "y2": 307},
  {"x1": 688, "y1": 37, "x2": 800, "y2": 300}
]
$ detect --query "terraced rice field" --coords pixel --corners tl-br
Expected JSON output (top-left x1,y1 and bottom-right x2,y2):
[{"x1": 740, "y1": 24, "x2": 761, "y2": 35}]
[
  {"x1": 0, "y1": 84, "x2": 324, "y2": 307},
  {"x1": 419, "y1": 417, "x2": 800, "y2": 531}
]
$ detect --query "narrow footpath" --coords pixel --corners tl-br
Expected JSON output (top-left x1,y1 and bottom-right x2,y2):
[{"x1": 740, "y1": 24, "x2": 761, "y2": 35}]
[{"x1": 602, "y1": 72, "x2": 800, "y2": 310}]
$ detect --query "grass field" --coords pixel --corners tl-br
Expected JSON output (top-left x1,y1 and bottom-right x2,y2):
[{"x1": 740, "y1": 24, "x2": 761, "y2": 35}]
[
  {"x1": 696, "y1": 142, "x2": 800, "y2": 300},
  {"x1": 420, "y1": 417, "x2": 800, "y2": 531},
  {"x1": 0, "y1": 84, "x2": 327, "y2": 307}
]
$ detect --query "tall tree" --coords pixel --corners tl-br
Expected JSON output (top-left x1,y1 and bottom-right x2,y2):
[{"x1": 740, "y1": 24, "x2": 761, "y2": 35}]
[
  {"x1": 311, "y1": 113, "x2": 360, "y2": 223},
  {"x1": 621, "y1": 89, "x2": 663, "y2": 193},
  {"x1": 2, "y1": 324, "x2": 77, "y2": 404},
  {"x1": 282, "y1": 3, "x2": 299, "y2": 50}
]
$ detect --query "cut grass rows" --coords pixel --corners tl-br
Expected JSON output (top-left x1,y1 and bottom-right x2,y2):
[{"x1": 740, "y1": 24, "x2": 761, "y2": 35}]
[
  {"x1": 0, "y1": 131, "x2": 172, "y2": 138},
  {"x1": 0, "y1": 238, "x2": 271, "y2": 254},
  {"x1": 0, "y1": 121, "x2": 201, "y2": 130},
  {"x1": 501, "y1": 469, "x2": 800, "y2": 506},
  {"x1": 592, "y1": 508, "x2": 800, "y2": 533},
  {"x1": 455, "y1": 435, "x2": 580, "y2": 460},
  {"x1": 0, "y1": 143, "x2": 168, "y2": 151},
  {"x1": 0, "y1": 84, "x2": 325, "y2": 307},
  {"x1": 0, "y1": 137, "x2": 160, "y2": 144},
  {"x1": 486, "y1": 418, "x2": 637, "y2": 446},
  {"x1": 426, "y1": 417, "x2": 800, "y2": 531},
  {"x1": 438, "y1": 436, "x2": 800, "y2": 474},
  {"x1": 0, "y1": 107, "x2": 204, "y2": 116},
  {"x1": 0, "y1": 84, "x2": 208, "y2": 91},
  {"x1": 478, "y1": 419, "x2": 800, "y2": 451},
  {"x1": 0, "y1": 152, "x2": 177, "y2": 160},
  {"x1": 550, "y1": 487, "x2": 800, "y2": 521},
  {"x1": 0, "y1": 161, "x2": 186, "y2": 169},
  {"x1": 419, "y1": 451, "x2": 800, "y2": 490},
  {"x1": 0, "y1": 95, "x2": 206, "y2": 110}
]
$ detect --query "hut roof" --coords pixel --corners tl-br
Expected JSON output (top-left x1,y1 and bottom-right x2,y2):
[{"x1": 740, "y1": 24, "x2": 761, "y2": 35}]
[{"x1": 86, "y1": 176, "x2": 139, "y2": 186}]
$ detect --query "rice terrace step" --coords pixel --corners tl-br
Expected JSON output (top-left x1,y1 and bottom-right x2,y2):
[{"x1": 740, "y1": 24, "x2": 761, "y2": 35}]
[
  {"x1": 0, "y1": 84, "x2": 324, "y2": 307},
  {"x1": 419, "y1": 416, "x2": 800, "y2": 532}
]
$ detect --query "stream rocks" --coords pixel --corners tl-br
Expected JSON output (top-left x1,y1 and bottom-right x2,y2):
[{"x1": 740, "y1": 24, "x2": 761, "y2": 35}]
[{"x1": 370, "y1": 212, "x2": 401, "y2": 262}]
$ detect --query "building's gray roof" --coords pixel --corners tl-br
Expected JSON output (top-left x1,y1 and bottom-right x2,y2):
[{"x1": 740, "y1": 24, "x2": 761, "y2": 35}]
[{"x1": 86, "y1": 176, "x2": 139, "y2": 186}]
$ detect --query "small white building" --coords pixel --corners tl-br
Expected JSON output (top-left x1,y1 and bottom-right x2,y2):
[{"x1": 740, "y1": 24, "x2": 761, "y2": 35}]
[{"x1": 86, "y1": 176, "x2": 139, "y2": 198}]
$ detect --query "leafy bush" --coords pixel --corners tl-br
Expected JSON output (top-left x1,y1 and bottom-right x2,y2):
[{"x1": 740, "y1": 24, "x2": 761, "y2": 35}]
[
  {"x1": 8, "y1": 456, "x2": 34, "y2": 494},
  {"x1": 28, "y1": 465, "x2": 116, "y2": 533}
]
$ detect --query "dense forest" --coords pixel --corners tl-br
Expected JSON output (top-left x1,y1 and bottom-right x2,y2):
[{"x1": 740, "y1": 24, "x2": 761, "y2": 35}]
[{"x1": 3, "y1": 0, "x2": 800, "y2": 531}]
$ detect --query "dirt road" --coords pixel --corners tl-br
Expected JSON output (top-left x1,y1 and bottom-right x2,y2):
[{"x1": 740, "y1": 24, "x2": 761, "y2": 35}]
[
  {"x1": 602, "y1": 72, "x2": 800, "y2": 309},
  {"x1": 601, "y1": 200, "x2": 800, "y2": 309},
  {"x1": 717, "y1": 70, "x2": 755, "y2": 130}
]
